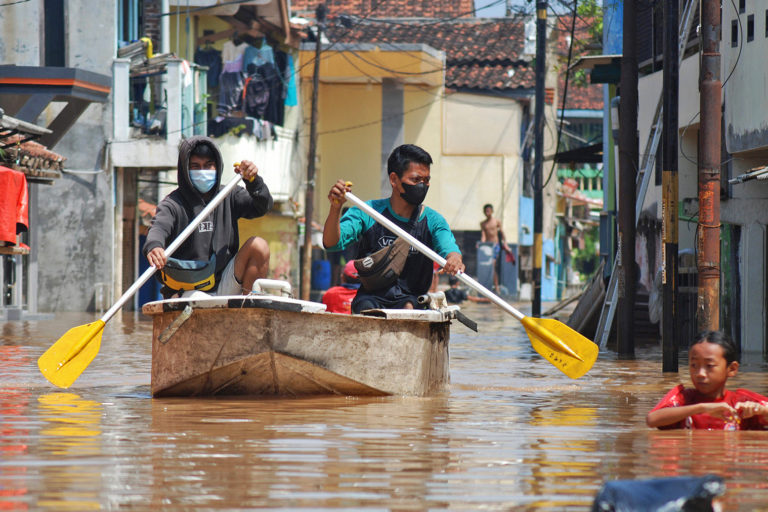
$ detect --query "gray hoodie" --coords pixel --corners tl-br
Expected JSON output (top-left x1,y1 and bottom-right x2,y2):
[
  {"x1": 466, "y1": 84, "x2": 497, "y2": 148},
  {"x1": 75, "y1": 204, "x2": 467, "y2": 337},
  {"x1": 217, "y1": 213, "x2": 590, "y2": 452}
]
[{"x1": 143, "y1": 136, "x2": 273, "y2": 293}]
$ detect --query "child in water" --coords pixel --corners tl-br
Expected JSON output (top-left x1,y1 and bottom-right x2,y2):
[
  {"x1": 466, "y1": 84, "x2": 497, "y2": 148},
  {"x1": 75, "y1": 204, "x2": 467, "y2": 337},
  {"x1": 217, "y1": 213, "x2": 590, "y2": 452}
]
[{"x1": 646, "y1": 330, "x2": 768, "y2": 430}]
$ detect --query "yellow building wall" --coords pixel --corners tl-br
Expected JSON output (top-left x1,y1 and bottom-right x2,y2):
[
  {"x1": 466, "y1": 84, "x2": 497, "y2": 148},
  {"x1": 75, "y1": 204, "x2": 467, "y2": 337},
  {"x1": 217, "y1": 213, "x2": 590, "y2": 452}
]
[
  {"x1": 433, "y1": 93, "x2": 524, "y2": 239},
  {"x1": 444, "y1": 93, "x2": 523, "y2": 156},
  {"x1": 238, "y1": 214, "x2": 298, "y2": 285},
  {"x1": 298, "y1": 49, "x2": 535, "y2": 247},
  {"x1": 305, "y1": 81, "x2": 524, "y2": 241},
  {"x1": 310, "y1": 82, "x2": 382, "y2": 223},
  {"x1": 403, "y1": 85, "x2": 444, "y2": 208},
  {"x1": 433, "y1": 155, "x2": 520, "y2": 243}
]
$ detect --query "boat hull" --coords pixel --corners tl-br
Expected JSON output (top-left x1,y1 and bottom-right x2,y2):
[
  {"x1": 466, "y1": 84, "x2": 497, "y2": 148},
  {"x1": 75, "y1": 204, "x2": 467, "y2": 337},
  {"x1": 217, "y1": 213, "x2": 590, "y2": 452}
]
[{"x1": 142, "y1": 296, "x2": 451, "y2": 397}]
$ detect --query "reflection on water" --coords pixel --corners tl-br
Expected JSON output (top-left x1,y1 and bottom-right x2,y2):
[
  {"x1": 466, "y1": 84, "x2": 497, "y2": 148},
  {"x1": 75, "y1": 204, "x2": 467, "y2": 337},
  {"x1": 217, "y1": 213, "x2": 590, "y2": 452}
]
[
  {"x1": 1, "y1": 305, "x2": 768, "y2": 510},
  {"x1": 35, "y1": 393, "x2": 102, "y2": 511}
]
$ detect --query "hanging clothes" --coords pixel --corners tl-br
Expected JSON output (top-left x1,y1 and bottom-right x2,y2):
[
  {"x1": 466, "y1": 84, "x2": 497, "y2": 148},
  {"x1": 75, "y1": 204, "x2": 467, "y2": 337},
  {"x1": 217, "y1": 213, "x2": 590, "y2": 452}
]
[
  {"x1": 258, "y1": 62, "x2": 285, "y2": 126},
  {"x1": 243, "y1": 38, "x2": 275, "y2": 72},
  {"x1": 284, "y1": 53, "x2": 298, "y2": 107},
  {"x1": 240, "y1": 70, "x2": 270, "y2": 119},
  {"x1": 218, "y1": 39, "x2": 249, "y2": 114},
  {"x1": 221, "y1": 39, "x2": 248, "y2": 73},
  {"x1": 217, "y1": 71, "x2": 243, "y2": 114},
  {"x1": 194, "y1": 45, "x2": 222, "y2": 88},
  {"x1": 0, "y1": 166, "x2": 29, "y2": 246}
]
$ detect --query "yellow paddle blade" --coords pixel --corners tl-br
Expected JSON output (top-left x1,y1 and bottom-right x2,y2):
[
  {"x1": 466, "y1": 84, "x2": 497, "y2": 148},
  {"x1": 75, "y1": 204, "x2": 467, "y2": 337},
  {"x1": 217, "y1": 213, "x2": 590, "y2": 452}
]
[
  {"x1": 521, "y1": 317, "x2": 598, "y2": 379},
  {"x1": 37, "y1": 320, "x2": 105, "y2": 389}
]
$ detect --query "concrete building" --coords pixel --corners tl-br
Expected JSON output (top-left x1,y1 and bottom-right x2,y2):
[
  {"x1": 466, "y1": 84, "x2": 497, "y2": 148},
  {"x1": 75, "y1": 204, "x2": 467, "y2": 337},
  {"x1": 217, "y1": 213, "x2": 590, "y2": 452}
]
[
  {"x1": 588, "y1": 0, "x2": 768, "y2": 355},
  {"x1": 0, "y1": 0, "x2": 299, "y2": 318},
  {"x1": 0, "y1": 1, "x2": 114, "y2": 317}
]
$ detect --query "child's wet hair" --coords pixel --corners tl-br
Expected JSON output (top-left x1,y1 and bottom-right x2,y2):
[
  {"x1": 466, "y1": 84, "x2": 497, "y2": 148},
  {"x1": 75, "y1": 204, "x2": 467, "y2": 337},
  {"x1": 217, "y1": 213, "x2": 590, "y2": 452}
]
[{"x1": 691, "y1": 330, "x2": 740, "y2": 364}]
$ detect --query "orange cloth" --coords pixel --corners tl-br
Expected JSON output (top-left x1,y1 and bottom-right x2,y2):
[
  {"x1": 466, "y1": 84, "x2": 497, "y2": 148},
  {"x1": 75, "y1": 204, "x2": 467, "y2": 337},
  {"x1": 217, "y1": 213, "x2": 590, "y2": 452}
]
[
  {"x1": 0, "y1": 166, "x2": 29, "y2": 245},
  {"x1": 321, "y1": 285, "x2": 359, "y2": 314}
]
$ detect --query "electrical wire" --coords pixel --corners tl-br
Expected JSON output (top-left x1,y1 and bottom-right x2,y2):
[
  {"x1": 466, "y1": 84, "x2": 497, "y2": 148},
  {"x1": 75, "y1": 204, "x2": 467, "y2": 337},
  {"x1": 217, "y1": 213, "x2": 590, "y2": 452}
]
[
  {"x1": 540, "y1": 0, "x2": 578, "y2": 190},
  {"x1": 679, "y1": 0, "x2": 742, "y2": 167},
  {"x1": 722, "y1": 0, "x2": 743, "y2": 88},
  {"x1": 0, "y1": 0, "x2": 30, "y2": 7}
]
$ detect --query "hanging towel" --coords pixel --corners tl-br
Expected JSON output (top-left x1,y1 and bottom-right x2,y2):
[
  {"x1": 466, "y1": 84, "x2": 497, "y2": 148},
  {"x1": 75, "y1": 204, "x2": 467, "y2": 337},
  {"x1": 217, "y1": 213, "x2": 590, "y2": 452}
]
[
  {"x1": 0, "y1": 166, "x2": 29, "y2": 246},
  {"x1": 284, "y1": 53, "x2": 298, "y2": 107}
]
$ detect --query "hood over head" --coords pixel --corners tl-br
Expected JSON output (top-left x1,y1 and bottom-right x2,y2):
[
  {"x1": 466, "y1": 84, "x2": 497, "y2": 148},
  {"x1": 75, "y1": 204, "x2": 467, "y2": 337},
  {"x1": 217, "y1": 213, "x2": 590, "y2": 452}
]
[{"x1": 177, "y1": 136, "x2": 224, "y2": 203}]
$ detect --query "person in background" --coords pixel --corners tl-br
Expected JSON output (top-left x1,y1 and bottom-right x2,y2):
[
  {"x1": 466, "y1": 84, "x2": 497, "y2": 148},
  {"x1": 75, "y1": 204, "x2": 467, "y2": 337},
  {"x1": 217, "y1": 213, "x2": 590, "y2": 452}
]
[
  {"x1": 429, "y1": 261, "x2": 441, "y2": 292},
  {"x1": 321, "y1": 260, "x2": 361, "y2": 314},
  {"x1": 646, "y1": 330, "x2": 768, "y2": 430},
  {"x1": 444, "y1": 276, "x2": 490, "y2": 304},
  {"x1": 144, "y1": 136, "x2": 273, "y2": 298},
  {"x1": 323, "y1": 144, "x2": 464, "y2": 313},
  {"x1": 480, "y1": 203, "x2": 514, "y2": 293}
]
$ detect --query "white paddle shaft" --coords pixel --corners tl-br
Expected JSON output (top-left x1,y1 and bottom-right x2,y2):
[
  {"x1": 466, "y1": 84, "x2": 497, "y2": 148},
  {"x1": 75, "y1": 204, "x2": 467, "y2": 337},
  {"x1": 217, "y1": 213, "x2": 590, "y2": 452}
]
[
  {"x1": 344, "y1": 192, "x2": 525, "y2": 321},
  {"x1": 100, "y1": 174, "x2": 245, "y2": 323}
]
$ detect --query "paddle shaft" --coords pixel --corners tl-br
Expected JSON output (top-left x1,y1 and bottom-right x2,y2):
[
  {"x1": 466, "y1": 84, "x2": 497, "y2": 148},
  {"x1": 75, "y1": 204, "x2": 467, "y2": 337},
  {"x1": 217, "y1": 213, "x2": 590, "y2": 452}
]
[
  {"x1": 344, "y1": 192, "x2": 524, "y2": 321},
  {"x1": 99, "y1": 174, "x2": 244, "y2": 324}
]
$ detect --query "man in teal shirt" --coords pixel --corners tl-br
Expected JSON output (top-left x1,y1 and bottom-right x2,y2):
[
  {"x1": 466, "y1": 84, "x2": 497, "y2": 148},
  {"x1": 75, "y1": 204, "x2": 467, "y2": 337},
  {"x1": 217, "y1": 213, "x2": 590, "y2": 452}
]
[{"x1": 323, "y1": 144, "x2": 464, "y2": 313}]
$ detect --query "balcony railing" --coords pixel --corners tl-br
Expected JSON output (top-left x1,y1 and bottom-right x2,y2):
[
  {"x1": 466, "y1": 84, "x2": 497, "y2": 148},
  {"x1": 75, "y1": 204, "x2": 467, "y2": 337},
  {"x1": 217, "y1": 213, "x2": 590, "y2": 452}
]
[{"x1": 113, "y1": 54, "x2": 208, "y2": 147}]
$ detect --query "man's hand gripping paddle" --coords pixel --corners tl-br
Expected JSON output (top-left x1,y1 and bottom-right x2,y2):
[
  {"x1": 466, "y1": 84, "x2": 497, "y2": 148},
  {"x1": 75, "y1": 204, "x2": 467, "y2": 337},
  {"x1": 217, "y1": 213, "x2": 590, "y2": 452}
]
[
  {"x1": 342, "y1": 190, "x2": 598, "y2": 379},
  {"x1": 38, "y1": 167, "x2": 248, "y2": 388}
]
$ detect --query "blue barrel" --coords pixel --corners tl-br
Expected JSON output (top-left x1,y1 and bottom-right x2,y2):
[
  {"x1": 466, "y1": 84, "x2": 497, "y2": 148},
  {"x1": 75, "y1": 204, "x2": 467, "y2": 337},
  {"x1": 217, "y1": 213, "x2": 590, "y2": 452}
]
[{"x1": 311, "y1": 260, "x2": 331, "y2": 290}]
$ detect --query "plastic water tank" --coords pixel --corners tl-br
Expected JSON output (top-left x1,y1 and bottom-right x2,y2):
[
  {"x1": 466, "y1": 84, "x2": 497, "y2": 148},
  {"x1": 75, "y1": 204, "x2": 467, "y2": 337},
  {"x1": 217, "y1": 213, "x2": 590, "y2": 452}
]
[{"x1": 311, "y1": 260, "x2": 331, "y2": 290}]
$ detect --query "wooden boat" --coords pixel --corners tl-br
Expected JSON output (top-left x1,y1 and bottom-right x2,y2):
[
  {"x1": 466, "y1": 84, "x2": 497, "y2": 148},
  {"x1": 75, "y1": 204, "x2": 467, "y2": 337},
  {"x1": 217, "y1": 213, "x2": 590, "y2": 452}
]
[{"x1": 141, "y1": 285, "x2": 458, "y2": 398}]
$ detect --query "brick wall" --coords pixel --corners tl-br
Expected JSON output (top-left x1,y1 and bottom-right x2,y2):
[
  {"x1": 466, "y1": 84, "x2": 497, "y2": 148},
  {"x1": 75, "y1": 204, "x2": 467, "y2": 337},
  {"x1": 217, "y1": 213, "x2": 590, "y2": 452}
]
[{"x1": 143, "y1": 0, "x2": 161, "y2": 51}]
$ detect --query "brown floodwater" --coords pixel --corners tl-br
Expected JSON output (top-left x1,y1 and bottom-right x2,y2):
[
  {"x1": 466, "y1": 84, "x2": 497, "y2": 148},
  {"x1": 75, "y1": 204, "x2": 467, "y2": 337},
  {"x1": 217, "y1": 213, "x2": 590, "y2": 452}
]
[{"x1": 2, "y1": 304, "x2": 768, "y2": 510}]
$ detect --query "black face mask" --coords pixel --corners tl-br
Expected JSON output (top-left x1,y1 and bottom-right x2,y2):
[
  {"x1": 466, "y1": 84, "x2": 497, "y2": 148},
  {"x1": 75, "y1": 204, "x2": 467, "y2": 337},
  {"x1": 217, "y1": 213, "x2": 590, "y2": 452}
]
[{"x1": 400, "y1": 182, "x2": 429, "y2": 206}]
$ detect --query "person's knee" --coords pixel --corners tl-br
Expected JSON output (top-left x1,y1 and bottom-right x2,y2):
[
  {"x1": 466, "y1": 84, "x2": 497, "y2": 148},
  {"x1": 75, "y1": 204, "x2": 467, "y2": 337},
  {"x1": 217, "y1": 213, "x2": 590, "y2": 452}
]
[
  {"x1": 242, "y1": 236, "x2": 269, "y2": 261},
  {"x1": 352, "y1": 298, "x2": 378, "y2": 313}
]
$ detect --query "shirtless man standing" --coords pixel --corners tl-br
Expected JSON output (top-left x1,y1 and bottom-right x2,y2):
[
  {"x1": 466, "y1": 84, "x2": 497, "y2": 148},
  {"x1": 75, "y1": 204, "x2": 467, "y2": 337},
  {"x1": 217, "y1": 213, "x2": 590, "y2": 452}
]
[{"x1": 480, "y1": 204, "x2": 514, "y2": 293}]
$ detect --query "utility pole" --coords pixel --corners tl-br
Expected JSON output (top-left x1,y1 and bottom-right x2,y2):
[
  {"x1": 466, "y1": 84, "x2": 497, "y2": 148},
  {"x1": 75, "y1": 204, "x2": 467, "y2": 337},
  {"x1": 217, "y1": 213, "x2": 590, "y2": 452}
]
[
  {"x1": 301, "y1": 3, "x2": 326, "y2": 301},
  {"x1": 662, "y1": 0, "x2": 679, "y2": 372},
  {"x1": 617, "y1": 0, "x2": 637, "y2": 357},
  {"x1": 698, "y1": 0, "x2": 721, "y2": 331},
  {"x1": 532, "y1": 0, "x2": 547, "y2": 317}
]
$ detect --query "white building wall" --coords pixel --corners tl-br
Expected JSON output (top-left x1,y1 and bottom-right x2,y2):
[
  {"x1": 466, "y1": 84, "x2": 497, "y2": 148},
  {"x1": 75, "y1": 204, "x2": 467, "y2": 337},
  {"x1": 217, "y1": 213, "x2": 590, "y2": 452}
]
[
  {"x1": 439, "y1": 94, "x2": 524, "y2": 238},
  {"x1": 723, "y1": 4, "x2": 768, "y2": 154}
]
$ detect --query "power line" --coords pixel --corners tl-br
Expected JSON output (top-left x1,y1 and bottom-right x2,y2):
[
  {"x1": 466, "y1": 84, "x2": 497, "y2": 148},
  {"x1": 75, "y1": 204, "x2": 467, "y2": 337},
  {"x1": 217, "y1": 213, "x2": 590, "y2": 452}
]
[{"x1": 542, "y1": 0, "x2": 579, "y2": 189}]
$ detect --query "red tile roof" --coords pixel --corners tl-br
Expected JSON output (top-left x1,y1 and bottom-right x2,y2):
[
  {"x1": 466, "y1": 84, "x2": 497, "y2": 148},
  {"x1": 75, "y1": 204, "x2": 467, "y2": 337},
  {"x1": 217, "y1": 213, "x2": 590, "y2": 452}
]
[
  {"x1": 296, "y1": 2, "x2": 602, "y2": 109},
  {"x1": 326, "y1": 19, "x2": 536, "y2": 92},
  {"x1": 291, "y1": 0, "x2": 476, "y2": 19},
  {"x1": 2, "y1": 135, "x2": 65, "y2": 165},
  {"x1": 553, "y1": 16, "x2": 603, "y2": 111}
]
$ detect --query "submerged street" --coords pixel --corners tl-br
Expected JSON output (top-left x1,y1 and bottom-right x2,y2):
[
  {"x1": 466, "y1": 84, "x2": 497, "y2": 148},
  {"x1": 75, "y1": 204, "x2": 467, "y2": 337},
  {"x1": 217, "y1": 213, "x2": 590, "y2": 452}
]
[{"x1": 2, "y1": 304, "x2": 768, "y2": 510}]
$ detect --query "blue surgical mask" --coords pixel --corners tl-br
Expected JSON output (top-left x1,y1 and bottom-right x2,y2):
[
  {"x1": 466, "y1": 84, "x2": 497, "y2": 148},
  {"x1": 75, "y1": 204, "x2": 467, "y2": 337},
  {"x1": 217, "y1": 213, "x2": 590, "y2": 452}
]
[{"x1": 190, "y1": 169, "x2": 217, "y2": 193}]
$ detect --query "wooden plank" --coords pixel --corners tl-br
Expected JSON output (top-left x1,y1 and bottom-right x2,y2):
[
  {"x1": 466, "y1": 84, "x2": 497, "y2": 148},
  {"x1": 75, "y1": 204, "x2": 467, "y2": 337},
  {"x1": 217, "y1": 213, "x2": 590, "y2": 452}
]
[{"x1": 0, "y1": 246, "x2": 29, "y2": 255}]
